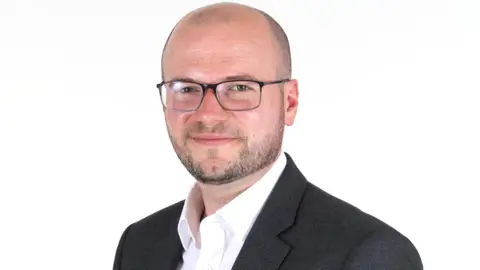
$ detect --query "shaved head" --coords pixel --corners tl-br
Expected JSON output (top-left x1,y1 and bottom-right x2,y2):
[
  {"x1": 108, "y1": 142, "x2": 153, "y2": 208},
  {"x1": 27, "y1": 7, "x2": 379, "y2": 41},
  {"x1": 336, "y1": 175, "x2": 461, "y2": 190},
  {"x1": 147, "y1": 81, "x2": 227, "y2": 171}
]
[{"x1": 161, "y1": 2, "x2": 291, "y2": 79}]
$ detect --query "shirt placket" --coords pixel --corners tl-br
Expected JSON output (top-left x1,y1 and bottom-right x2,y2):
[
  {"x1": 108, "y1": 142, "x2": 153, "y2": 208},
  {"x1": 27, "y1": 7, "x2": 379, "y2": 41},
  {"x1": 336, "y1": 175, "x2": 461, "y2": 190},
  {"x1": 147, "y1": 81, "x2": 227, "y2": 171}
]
[{"x1": 195, "y1": 216, "x2": 227, "y2": 270}]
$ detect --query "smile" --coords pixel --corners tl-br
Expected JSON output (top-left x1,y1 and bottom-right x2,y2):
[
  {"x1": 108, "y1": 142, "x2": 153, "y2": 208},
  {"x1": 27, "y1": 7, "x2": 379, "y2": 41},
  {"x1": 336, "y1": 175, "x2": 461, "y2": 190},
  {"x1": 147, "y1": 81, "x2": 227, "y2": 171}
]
[{"x1": 189, "y1": 135, "x2": 238, "y2": 146}]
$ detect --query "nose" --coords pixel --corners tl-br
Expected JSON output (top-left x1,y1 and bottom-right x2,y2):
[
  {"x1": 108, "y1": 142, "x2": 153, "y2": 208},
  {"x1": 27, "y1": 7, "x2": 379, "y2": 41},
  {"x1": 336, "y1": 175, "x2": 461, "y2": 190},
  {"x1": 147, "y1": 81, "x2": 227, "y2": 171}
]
[
  {"x1": 194, "y1": 88, "x2": 228, "y2": 123},
  {"x1": 197, "y1": 87, "x2": 225, "y2": 111}
]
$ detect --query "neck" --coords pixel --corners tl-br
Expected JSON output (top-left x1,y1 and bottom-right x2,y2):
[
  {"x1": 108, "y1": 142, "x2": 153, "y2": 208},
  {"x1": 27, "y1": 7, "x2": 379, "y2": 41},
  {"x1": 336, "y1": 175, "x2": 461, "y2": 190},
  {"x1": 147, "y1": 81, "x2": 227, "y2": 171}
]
[{"x1": 199, "y1": 153, "x2": 281, "y2": 216}]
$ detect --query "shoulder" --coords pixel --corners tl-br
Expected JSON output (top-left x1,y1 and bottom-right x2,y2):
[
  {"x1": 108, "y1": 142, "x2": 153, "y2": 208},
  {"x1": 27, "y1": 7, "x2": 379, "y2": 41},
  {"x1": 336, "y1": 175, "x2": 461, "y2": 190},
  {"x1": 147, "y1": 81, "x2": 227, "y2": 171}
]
[
  {"x1": 128, "y1": 200, "x2": 185, "y2": 235},
  {"x1": 300, "y1": 182, "x2": 386, "y2": 232},
  {"x1": 117, "y1": 200, "x2": 185, "y2": 249},
  {"x1": 113, "y1": 200, "x2": 185, "y2": 269},
  {"x1": 292, "y1": 182, "x2": 422, "y2": 268}
]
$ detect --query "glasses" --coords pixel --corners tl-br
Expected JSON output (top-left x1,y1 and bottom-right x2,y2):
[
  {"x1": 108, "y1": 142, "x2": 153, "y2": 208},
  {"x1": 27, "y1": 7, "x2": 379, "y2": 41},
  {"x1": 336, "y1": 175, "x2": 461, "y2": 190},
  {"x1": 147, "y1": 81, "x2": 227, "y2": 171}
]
[{"x1": 156, "y1": 78, "x2": 290, "y2": 112}]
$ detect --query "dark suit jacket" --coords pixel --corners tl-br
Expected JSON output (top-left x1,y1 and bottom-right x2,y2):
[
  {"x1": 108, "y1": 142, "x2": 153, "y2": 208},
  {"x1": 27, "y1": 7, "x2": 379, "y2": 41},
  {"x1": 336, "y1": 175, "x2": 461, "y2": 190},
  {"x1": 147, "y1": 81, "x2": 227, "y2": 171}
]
[{"x1": 113, "y1": 153, "x2": 423, "y2": 270}]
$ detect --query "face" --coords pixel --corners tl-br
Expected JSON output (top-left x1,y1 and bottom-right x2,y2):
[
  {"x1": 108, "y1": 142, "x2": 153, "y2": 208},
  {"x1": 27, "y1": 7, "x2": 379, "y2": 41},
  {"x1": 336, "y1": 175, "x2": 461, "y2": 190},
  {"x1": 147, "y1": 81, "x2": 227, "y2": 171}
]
[{"x1": 162, "y1": 19, "x2": 298, "y2": 185}]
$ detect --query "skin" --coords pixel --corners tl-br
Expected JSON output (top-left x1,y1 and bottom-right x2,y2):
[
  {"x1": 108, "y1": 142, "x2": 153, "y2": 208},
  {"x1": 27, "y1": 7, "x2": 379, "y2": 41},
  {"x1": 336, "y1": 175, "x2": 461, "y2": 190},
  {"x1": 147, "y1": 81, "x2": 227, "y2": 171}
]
[{"x1": 162, "y1": 3, "x2": 299, "y2": 215}]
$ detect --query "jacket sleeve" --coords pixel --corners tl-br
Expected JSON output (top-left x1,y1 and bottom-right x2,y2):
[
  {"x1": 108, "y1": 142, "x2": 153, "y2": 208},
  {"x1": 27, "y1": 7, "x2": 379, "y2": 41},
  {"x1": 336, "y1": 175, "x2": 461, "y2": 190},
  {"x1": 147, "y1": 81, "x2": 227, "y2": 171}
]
[
  {"x1": 341, "y1": 228, "x2": 423, "y2": 270},
  {"x1": 113, "y1": 225, "x2": 132, "y2": 270}
]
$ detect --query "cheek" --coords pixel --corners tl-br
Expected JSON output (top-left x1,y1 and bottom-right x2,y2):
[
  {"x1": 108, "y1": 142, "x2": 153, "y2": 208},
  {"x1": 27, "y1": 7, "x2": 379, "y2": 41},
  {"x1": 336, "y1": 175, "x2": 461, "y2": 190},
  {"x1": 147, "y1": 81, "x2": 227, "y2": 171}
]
[
  {"x1": 236, "y1": 110, "x2": 273, "y2": 139},
  {"x1": 166, "y1": 112, "x2": 191, "y2": 136}
]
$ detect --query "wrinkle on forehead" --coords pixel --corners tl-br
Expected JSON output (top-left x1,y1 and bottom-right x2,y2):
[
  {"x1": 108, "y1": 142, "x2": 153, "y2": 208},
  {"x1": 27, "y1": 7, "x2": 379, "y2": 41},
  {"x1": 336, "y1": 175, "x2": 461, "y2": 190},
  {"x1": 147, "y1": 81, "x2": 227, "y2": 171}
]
[
  {"x1": 185, "y1": 38, "x2": 263, "y2": 60},
  {"x1": 166, "y1": 35, "x2": 261, "y2": 60}
]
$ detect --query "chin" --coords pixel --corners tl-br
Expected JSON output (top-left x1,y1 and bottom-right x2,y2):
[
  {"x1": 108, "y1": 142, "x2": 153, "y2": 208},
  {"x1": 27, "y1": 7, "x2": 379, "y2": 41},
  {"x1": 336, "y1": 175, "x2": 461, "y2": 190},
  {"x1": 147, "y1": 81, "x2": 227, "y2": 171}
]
[
  {"x1": 195, "y1": 167, "x2": 240, "y2": 185},
  {"x1": 189, "y1": 145, "x2": 241, "y2": 161},
  {"x1": 194, "y1": 151, "x2": 234, "y2": 168},
  {"x1": 196, "y1": 153, "x2": 232, "y2": 165},
  {"x1": 196, "y1": 160, "x2": 231, "y2": 181}
]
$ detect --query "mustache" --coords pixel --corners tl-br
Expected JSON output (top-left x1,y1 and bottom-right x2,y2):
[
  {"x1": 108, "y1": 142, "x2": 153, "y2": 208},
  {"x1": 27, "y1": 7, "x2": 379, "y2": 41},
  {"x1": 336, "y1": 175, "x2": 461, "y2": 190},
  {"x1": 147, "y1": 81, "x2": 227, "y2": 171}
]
[{"x1": 185, "y1": 122, "x2": 241, "y2": 137}]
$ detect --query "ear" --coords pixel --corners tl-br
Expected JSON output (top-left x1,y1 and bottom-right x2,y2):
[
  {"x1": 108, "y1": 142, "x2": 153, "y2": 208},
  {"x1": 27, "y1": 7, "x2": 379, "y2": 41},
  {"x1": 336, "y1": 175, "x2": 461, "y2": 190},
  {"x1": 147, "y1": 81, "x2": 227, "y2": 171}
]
[{"x1": 283, "y1": 79, "x2": 299, "y2": 126}]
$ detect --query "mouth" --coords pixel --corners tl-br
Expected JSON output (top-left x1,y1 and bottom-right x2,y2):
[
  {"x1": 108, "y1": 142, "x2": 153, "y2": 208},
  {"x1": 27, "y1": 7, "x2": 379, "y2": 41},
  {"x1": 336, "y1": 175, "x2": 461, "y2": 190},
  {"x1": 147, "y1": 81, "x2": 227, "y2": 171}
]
[{"x1": 189, "y1": 134, "x2": 238, "y2": 146}]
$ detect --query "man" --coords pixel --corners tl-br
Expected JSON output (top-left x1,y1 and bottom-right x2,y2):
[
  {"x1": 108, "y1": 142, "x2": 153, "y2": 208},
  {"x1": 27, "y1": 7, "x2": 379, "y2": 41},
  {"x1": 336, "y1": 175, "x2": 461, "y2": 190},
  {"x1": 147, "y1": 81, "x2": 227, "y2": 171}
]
[{"x1": 113, "y1": 2, "x2": 423, "y2": 270}]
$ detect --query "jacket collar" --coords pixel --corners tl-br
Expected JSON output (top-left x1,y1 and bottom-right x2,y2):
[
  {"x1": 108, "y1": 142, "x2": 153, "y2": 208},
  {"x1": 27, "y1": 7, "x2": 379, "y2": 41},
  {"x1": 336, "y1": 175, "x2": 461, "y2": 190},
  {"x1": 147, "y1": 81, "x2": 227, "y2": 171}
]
[{"x1": 231, "y1": 152, "x2": 307, "y2": 269}]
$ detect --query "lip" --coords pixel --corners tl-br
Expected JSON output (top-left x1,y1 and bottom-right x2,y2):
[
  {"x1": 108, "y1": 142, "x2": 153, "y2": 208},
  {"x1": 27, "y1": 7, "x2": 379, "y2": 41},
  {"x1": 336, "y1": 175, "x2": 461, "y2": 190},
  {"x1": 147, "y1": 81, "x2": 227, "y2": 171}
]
[{"x1": 189, "y1": 134, "x2": 237, "y2": 146}]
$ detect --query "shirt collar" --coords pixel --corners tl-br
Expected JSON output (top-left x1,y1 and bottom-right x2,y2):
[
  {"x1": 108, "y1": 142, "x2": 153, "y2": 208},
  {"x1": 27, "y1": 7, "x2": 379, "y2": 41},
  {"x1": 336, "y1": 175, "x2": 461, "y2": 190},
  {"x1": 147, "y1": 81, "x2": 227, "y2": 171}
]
[
  {"x1": 177, "y1": 151, "x2": 287, "y2": 250},
  {"x1": 177, "y1": 183, "x2": 204, "y2": 250}
]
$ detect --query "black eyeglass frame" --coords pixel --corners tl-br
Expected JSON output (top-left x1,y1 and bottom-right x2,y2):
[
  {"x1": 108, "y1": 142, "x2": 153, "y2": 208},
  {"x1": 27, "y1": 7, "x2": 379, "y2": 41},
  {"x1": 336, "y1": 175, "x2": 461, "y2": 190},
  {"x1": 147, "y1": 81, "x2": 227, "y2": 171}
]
[{"x1": 156, "y1": 78, "x2": 290, "y2": 112}]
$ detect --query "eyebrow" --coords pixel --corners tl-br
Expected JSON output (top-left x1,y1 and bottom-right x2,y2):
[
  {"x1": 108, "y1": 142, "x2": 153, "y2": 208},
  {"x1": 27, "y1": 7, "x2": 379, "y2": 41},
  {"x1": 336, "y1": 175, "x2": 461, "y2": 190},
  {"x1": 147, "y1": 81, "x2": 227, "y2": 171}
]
[{"x1": 166, "y1": 73, "x2": 261, "y2": 83}]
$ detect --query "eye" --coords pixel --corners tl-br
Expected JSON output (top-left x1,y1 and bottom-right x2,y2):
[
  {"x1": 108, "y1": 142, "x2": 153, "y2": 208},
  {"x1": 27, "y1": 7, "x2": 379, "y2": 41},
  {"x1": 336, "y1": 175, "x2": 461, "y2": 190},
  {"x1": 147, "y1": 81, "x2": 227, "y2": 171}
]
[
  {"x1": 178, "y1": 87, "x2": 200, "y2": 93},
  {"x1": 230, "y1": 84, "x2": 251, "y2": 91}
]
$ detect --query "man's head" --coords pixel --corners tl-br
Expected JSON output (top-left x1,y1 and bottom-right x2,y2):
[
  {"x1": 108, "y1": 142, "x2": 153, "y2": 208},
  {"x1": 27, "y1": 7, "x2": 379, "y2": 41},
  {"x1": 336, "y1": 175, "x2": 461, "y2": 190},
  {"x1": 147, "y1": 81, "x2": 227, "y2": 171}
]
[{"x1": 160, "y1": 2, "x2": 299, "y2": 185}]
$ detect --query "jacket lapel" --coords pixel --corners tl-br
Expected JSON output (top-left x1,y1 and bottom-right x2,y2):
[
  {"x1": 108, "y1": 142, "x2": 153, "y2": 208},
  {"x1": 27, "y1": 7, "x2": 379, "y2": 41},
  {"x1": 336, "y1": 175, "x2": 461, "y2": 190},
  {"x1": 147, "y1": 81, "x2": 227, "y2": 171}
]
[{"x1": 232, "y1": 153, "x2": 307, "y2": 269}]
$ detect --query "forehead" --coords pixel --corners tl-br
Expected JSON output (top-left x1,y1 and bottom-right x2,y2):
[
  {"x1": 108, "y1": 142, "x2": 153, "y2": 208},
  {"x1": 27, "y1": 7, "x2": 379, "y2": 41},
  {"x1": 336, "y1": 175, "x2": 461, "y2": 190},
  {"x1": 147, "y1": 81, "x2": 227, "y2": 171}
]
[{"x1": 163, "y1": 22, "x2": 278, "y2": 82}]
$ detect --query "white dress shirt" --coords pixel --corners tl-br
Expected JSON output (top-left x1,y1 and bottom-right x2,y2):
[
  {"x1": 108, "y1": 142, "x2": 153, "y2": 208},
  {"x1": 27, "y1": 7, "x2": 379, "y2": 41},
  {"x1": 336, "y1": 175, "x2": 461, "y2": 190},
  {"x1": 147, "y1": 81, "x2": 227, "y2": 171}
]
[{"x1": 177, "y1": 152, "x2": 287, "y2": 270}]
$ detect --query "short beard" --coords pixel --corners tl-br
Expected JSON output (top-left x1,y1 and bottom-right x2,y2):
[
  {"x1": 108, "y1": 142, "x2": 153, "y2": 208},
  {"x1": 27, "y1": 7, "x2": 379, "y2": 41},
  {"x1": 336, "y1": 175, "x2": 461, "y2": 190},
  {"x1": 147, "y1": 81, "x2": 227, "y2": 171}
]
[{"x1": 167, "y1": 111, "x2": 285, "y2": 185}]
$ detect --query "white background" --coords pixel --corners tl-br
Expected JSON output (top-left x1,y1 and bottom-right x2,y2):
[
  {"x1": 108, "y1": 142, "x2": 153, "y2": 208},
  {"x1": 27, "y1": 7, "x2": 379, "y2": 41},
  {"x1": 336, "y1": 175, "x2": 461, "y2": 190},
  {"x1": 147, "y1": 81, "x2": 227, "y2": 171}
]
[{"x1": 1, "y1": 0, "x2": 479, "y2": 269}]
